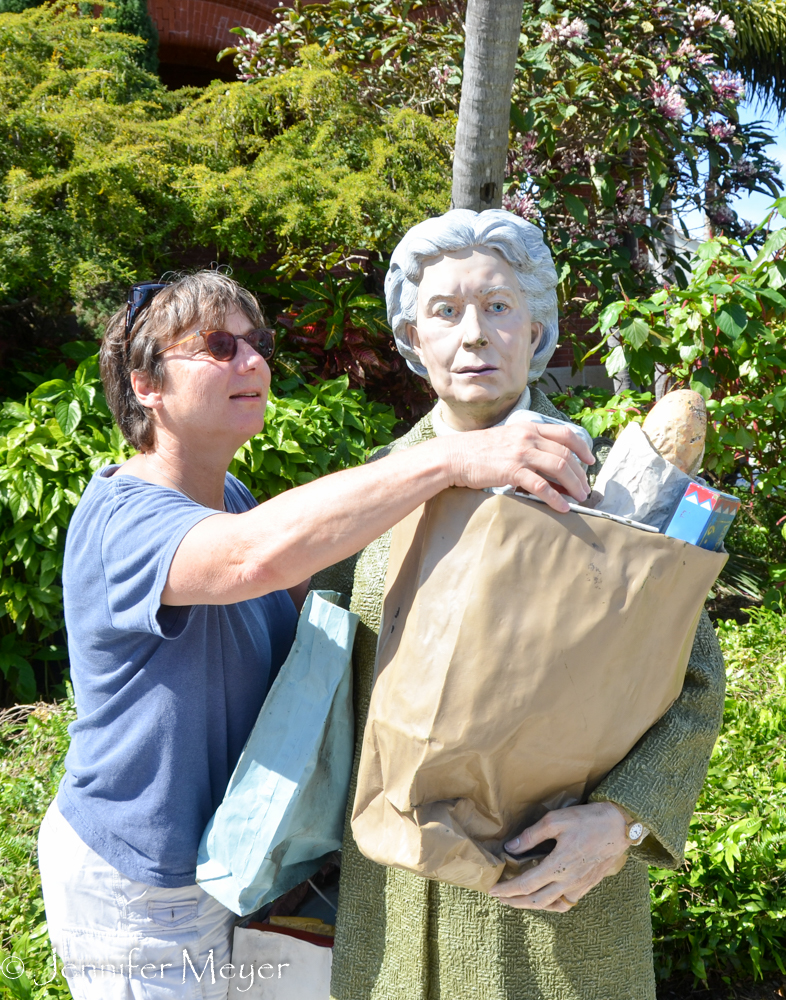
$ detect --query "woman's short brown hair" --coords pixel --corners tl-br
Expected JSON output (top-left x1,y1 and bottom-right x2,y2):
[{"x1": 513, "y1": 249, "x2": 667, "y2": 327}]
[{"x1": 100, "y1": 271, "x2": 266, "y2": 452}]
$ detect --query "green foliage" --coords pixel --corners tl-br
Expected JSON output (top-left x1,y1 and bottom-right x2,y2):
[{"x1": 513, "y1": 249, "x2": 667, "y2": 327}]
[
  {"x1": 264, "y1": 271, "x2": 435, "y2": 424},
  {"x1": 584, "y1": 207, "x2": 786, "y2": 498},
  {"x1": 0, "y1": 701, "x2": 74, "y2": 999},
  {"x1": 552, "y1": 206, "x2": 786, "y2": 603},
  {"x1": 0, "y1": 347, "x2": 395, "y2": 704},
  {"x1": 508, "y1": 0, "x2": 781, "y2": 277},
  {"x1": 229, "y1": 375, "x2": 397, "y2": 496},
  {"x1": 227, "y1": 0, "x2": 783, "y2": 352},
  {"x1": 549, "y1": 385, "x2": 654, "y2": 439},
  {"x1": 0, "y1": 0, "x2": 37, "y2": 13},
  {"x1": 0, "y1": 0, "x2": 157, "y2": 68},
  {"x1": 105, "y1": 0, "x2": 158, "y2": 73},
  {"x1": 651, "y1": 608, "x2": 786, "y2": 983},
  {"x1": 0, "y1": 344, "x2": 124, "y2": 705},
  {"x1": 221, "y1": 0, "x2": 465, "y2": 116},
  {"x1": 0, "y1": 5, "x2": 451, "y2": 321}
]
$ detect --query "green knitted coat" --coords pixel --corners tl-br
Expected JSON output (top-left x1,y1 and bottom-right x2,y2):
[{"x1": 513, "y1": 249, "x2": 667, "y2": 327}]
[{"x1": 320, "y1": 389, "x2": 726, "y2": 1000}]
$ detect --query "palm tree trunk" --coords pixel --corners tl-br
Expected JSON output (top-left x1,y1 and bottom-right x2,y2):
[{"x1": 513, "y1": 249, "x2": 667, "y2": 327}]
[{"x1": 451, "y1": 0, "x2": 525, "y2": 211}]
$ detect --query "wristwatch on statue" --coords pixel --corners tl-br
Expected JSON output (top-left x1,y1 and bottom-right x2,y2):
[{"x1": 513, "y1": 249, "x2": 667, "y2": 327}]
[{"x1": 625, "y1": 820, "x2": 650, "y2": 845}]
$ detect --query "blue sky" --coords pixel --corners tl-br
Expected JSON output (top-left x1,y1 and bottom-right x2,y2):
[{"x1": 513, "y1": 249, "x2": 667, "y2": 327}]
[{"x1": 679, "y1": 98, "x2": 785, "y2": 236}]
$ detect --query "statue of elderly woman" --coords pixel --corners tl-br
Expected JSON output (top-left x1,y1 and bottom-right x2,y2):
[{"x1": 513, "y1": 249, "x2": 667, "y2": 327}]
[{"x1": 319, "y1": 209, "x2": 725, "y2": 1000}]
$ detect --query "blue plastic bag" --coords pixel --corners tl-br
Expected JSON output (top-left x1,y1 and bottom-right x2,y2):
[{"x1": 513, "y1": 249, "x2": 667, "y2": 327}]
[{"x1": 196, "y1": 590, "x2": 358, "y2": 916}]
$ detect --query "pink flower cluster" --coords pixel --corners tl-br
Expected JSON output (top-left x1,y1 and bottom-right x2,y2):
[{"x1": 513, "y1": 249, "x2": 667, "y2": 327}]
[
  {"x1": 647, "y1": 82, "x2": 688, "y2": 120},
  {"x1": 616, "y1": 183, "x2": 649, "y2": 225},
  {"x1": 708, "y1": 121, "x2": 736, "y2": 141},
  {"x1": 707, "y1": 203, "x2": 735, "y2": 226},
  {"x1": 710, "y1": 71, "x2": 745, "y2": 103},
  {"x1": 503, "y1": 190, "x2": 538, "y2": 220},
  {"x1": 541, "y1": 16, "x2": 590, "y2": 47},
  {"x1": 507, "y1": 132, "x2": 541, "y2": 177},
  {"x1": 687, "y1": 5, "x2": 736, "y2": 37},
  {"x1": 732, "y1": 159, "x2": 759, "y2": 179},
  {"x1": 428, "y1": 65, "x2": 452, "y2": 87},
  {"x1": 674, "y1": 39, "x2": 715, "y2": 66},
  {"x1": 233, "y1": 22, "x2": 293, "y2": 80}
]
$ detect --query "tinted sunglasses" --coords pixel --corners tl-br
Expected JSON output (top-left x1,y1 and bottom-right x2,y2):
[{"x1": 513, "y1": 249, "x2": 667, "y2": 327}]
[
  {"x1": 154, "y1": 328, "x2": 275, "y2": 362},
  {"x1": 126, "y1": 282, "x2": 169, "y2": 340}
]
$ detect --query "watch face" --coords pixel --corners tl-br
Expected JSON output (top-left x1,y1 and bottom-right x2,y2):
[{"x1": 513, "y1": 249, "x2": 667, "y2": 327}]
[{"x1": 628, "y1": 822, "x2": 644, "y2": 842}]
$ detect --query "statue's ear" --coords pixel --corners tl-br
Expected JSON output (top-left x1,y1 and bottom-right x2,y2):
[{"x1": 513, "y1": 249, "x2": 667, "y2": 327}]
[
  {"x1": 407, "y1": 323, "x2": 426, "y2": 363},
  {"x1": 530, "y1": 321, "x2": 544, "y2": 353}
]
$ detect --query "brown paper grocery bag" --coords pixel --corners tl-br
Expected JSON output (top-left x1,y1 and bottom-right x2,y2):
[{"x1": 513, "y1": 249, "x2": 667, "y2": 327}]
[{"x1": 351, "y1": 488, "x2": 726, "y2": 894}]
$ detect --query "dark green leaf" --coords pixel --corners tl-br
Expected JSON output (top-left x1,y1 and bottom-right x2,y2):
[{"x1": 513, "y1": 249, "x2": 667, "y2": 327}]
[
  {"x1": 604, "y1": 345, "x2": 628, "y2": 377},
  {"x1": 324, "y1": 310, "x2": 346, "y2": 349},
  {"x1": 30, "y1": 379, "x2": 69, "y2": 402},
  {"x1": 347, "y1": 295, "x2": 384, "y2": 310},
  {"x1": 715, "y1": 304, "x2": 748, "y2": 338},
  {"x1": 598, "y1": 301, "x2": 626, "y2": 333},
  {"x1": 55, "y1": 398, "x2": 82, "y2": 436},
  {"x1": 689, "y1": 368, "x2": 716, "y2": 399},
  {"x1": 510, "y1": 104, "x2": 535, "y2": 133},
  {"x1": 620, "y1": 316, "x2": 649, "y2": 349},
  {"x1": 563, "y1": 192, "x2": 589, "y2": 227},
  {"x1": 293, "y1": 302, "x2": 329, "y2": 326}
]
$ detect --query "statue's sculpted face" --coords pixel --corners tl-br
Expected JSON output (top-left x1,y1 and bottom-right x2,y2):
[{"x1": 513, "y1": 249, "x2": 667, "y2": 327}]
[{"x1": 407, "y1": 246, "x2": 542, "y2": 431}]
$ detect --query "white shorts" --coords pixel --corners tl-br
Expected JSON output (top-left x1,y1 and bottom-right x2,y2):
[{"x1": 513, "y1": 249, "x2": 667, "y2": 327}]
[{"x1": 38, "y1": 799, "x2": 236, "y2": 1000}]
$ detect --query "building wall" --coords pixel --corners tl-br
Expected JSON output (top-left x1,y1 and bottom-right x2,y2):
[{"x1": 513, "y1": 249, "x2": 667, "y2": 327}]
[{"x1": 149, "y1": 0, "x2": 278, "y2": 80}]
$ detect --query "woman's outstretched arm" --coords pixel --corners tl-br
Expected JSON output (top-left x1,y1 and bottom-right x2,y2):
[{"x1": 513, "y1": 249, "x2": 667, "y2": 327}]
[{"x1": 162, "y1": 420, "x2": 594, "y2": 606}]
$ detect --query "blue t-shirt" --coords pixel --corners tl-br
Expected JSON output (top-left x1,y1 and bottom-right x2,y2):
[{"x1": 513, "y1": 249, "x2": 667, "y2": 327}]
[{"x1": 58, "y1": 468, "x2": 298, "y2": 888}]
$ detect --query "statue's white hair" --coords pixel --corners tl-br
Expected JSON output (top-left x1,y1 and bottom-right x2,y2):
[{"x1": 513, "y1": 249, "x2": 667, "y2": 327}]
[{"x1": 385, "y1": 209, "x2": 560, "y2": 382}]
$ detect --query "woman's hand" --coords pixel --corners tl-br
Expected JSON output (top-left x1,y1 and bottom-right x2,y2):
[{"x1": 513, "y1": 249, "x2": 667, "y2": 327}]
[
  {"x1": 488, "y1": 803, "x2": 631, "y2": 913},
  {"x1": 447, "y1": 421, "x2": 595, "y2": 512}
]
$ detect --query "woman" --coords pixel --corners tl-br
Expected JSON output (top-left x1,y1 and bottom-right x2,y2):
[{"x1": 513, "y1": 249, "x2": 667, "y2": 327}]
[
  {"x1": 325, "y1": 210, "x2": 726, "y2": 1000},
  {"x1": 37, "y1": 270, "x2": 595, "y2": 1000}
]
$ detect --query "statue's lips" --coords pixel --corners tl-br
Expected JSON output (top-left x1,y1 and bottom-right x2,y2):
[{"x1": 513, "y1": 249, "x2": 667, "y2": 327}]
[{"x1": 454, "y1": 366, "x2": 497, "y2": 376}]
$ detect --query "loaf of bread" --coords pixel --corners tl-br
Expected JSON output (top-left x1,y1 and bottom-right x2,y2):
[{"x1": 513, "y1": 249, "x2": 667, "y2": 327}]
[{"x1": 641, "y1": 390, "x2": 706, "y2": 477}]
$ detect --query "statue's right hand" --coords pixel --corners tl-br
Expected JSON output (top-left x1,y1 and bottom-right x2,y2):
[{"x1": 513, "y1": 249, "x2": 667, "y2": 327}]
[{"x1": 444, "y1": 422, "x2": 594, "y2": 512}]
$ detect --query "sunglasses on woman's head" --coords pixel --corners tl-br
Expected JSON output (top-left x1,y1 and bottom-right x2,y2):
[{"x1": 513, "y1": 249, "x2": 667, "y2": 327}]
[
  {"x1": 126, "y1": 281, "x2": 169, "y2": 345},
  {"x1": 154, "y1": 328, "x2": 275, "y2": 362}
]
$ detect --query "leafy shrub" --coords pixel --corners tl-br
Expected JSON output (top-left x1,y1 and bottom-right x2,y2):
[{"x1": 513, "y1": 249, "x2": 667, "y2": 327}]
[
  {"x1": 221, "y1": 0, "x2": 465, "y2": 116},
  {"x1": 263, "y1": 271, "x2": 436, "y2": 424},
  {"x1": 0, "y1": 5, "x2": 451, "y2": 321},
  {"x1": 651, "y1": 608, "x2": 786, "y2": 983},
  {"x1": 543, "y1": 216, "x2": 786, "y2": 605},
  {"x1": 0, "y1": 345, "x2": 123, "y2": 705},
  {"x1": 0, "y1": 701, "x2": 74, "y2": 1000},
  {"x1": 0, "y1": 348, "x2": 396, "y2": 704},
  {"x1": 0, "y1": 0, "x2": 156, "y2": 72},
  {"x1": 228, "y1": 0, "x2": 783, "y2": 327},
  {"x1": 586, "y1": 220, "x2": 786, "y2": 487}
]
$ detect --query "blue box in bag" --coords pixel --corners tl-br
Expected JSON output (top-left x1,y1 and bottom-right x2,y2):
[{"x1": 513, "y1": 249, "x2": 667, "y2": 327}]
[{"x1": 664, "y1": 482, "x2": 740, "y2": 551}]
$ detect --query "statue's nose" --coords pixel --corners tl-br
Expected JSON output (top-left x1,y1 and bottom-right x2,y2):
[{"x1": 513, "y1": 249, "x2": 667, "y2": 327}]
[{"x1": 461, "y1": 306, "x2": 488, "y2": 347}]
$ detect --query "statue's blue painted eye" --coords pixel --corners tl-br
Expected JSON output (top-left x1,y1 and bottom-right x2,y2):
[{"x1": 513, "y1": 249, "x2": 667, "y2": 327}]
[
  {"x1": 439, "y1": 304, "x2": 456, "y2": 317},
  {"x1": 490, "y1": 301, "x2": 507, "y2": 313}
]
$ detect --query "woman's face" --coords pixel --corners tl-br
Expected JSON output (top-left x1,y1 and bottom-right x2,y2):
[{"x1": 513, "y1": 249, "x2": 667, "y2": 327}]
[
  {"x1": 407, "y1": 247, "x2": 542, "y2": 431},
  {"x1": 148, "y1": 307, "x2": 271, "y2": 456}
]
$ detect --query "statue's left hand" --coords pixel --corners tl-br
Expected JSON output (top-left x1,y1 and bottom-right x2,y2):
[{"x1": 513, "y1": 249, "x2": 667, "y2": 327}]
[{"x1": 488, "y1": 802, "x2": 630, "y2": 913}]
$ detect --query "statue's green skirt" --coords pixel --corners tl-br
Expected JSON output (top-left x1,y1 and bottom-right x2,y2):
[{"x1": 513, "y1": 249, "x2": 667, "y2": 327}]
[{"x1": 318, "y1": 390, "x2": 725, "y2": 1000}]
